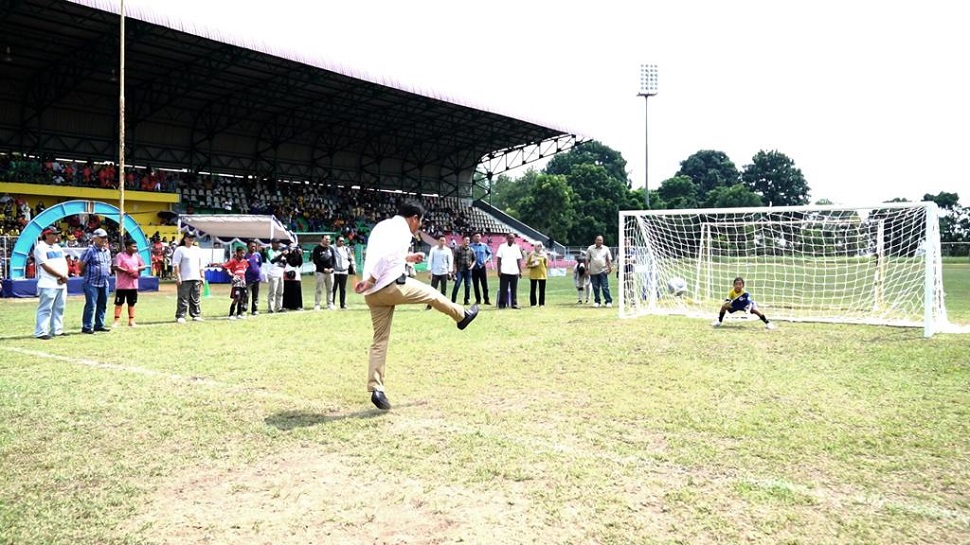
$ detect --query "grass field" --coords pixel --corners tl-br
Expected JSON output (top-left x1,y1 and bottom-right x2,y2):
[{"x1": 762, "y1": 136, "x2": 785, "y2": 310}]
[{"x1": 1, "y1": 265, "x2": 969, "y2": 544}]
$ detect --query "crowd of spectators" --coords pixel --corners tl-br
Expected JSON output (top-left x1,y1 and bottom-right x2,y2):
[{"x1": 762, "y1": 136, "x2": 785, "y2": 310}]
[{"x1": 0, "y1": 154, "x2": 180, "y2": 193}]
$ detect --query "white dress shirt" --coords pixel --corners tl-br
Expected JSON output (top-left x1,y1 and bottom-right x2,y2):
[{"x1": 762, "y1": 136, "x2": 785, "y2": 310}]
[
  {"x1": 361, "y1": 215, "x2": 413, "y2": 294},
  {"x1": 427, "y1": 245, "x2": 453, "y2": 276}
]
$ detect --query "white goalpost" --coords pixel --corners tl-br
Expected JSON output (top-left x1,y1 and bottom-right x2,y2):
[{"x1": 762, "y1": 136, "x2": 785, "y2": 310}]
[{"x1": 618, "y1": 202, "x2": 954, "y2": 337}]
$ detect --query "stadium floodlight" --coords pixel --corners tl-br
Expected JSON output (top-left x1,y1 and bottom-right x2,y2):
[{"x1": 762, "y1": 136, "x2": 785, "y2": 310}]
[
  {"x1": 637, "y1": 64, "x2": 658, "y2": 209},
  {"x1": 618, "y1": 202, "x2": 957, "y2": 337}
]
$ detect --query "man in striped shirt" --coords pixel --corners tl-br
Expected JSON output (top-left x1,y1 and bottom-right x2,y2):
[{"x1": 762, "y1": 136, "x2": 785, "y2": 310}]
[{"x1": 78, "y1": 228, "x2": 113, "y2": 333}]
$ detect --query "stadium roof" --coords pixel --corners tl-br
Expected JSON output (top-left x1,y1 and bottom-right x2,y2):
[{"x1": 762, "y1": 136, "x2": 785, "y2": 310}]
[{"x1": 0, "y1": 0, "x2": 583, "y2": 197}]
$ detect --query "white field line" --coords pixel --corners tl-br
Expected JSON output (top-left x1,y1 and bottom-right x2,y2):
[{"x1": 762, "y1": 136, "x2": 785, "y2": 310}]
[{"x1": 2, "y1": 345, "x2": 967, "y2": 526}]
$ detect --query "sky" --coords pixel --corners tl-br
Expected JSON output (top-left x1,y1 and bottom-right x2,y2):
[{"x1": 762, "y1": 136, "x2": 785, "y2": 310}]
[{"x1": 130, "y1": 0, "x2": 970, "y2": 205}]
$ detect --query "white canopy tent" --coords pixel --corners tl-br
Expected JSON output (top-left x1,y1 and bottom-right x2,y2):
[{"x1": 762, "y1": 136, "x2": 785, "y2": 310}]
[{"x1": 177, "y1": 214, "x2": 298, "y2": 245}]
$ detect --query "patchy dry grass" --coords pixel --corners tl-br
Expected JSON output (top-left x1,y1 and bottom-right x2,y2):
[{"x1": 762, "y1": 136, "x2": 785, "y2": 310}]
[{"x1": 1, "y1": 268, "x2": 968, "y2": 544}]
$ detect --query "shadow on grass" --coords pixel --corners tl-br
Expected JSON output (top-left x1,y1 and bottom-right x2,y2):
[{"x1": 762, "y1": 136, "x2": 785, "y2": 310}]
[{"x1": 264, "y1": 404, "x2": 422, "y2": 430}]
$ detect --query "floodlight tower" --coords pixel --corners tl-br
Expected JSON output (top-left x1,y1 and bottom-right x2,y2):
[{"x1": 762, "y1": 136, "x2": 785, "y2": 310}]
[{"x1": 638, "y1": 64, "x2": 658, "y2": 209}]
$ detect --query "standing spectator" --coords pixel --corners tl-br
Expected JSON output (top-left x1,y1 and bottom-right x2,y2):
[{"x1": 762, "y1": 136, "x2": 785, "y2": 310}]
[
  {"x1": 265, "y1": 239, "x2": 286, "y2": 313},
  {"x1": 469, "y1": 232, "x2": 492, "y2": 305},
  {"x1": 311, "y1": 234, "x2": 335, "y2": 310},
  {"x1": 331, "y1": 236, "x2": 354, "y2": 309},
  {"x1": 282, "y1": 243, "x2": 304, "y2": 311},
  {"x1": 33, "y1": 227, "x2": 69, "y2": 340},
  {"x1": 245, "y1": 241, "x2": 262, "y2": 316},
  {"x1": 495, "y1": 232, "x2": 523, "y2": 310},
  {"x1": 586, "y1": 235, "x2": 614, "y2": 308},
  {"x1": 425, "y1": 235, "x2": 452, "y2": 310},
  {"x1": 112, "y1": 239, "x2": 146, "y2": 328},
  {"x1": 573, "y1": 251, "x2": 591, "y2": 304},
  {"x1": 173, "y1": 232, "x2": 205, "y2": 323},
  {"x1": 526, "y1": 241, "x2": 549, "y2": 307},
  {"x1": 78, "y1": 228, "x2": 113, "y2": 333},
  {"x1": 451, "y1": 235, "x2": 475, "y2": 305},
  {"x1": 353, "y1": 201, "x2": 479, "y2": 411},
  {"x1": 221, "y1": 246, "x2": 250, "y2": 320}
]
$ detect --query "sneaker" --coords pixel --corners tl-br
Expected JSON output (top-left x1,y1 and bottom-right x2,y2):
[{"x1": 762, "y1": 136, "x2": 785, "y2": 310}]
[
  {"x1": 128, "y1": 321, "x2": 137, "y2": 327},
  {"x1": 766, "y1": 322, "x2": 777, "y2": 330},
  {"x1": 229, "y1": 315, "x2": 237, "y2": 320},
  {"x1": 176, "y1": 317, "x2": 187, "y2": 324},
  {"x1": 314, "y1": 305, "x2": 321, "y2": 311},
  {"x1": 605, "y1": 302, "x2": 613, "y2": 308},
  {"x1": 112, "y1": 320, "x2": 120, "y2": 329},
  {"x1": 577, "y1": 299, "x2": 583, "y2": 304},
  {"x1": 251, "y1": 311, "x2": 259, "y2": 316},
  {"x1": 593, "y1": 302, "x2": 600, "y2": 308},
  {"x1": 327, "y1": 304, "x2": 335, "y2": 310},
  {"x1": 192, "y1": 316, "x2": 204, "y2": 322},
  {"x1": 711, "y1": 320, "x2": 722, "y2": 327},
  {"x1": 238, "y1": 314, "x2": 246, "y2": 319}
]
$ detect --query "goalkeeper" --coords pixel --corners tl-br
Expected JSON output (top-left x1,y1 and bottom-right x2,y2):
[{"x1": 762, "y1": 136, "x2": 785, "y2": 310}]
[{"x1": 712, "y1": 276, "x2": 776, "y2": 330}]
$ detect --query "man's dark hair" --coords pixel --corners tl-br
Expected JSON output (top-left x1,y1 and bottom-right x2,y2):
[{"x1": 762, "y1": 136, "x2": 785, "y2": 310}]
[{"x1": 397, "y1": 201, "x2": 425, "y2": 219}]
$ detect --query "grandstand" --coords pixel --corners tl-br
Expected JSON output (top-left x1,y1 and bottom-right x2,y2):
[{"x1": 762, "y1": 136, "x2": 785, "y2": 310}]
[{"x1": 1, "y1": 0, "x2": 579, "y2": 281}]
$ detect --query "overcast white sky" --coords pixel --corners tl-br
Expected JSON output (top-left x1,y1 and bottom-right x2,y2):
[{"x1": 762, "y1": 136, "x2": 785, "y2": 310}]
[{"x1": 134, "y1": 0, "x2": 969, "y2": 205}]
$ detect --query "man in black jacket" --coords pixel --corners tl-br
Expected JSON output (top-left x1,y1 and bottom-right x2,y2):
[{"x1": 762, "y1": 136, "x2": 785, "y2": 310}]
[{"x1": 311, "y1": 234, "x2": 336, "y2": 310}]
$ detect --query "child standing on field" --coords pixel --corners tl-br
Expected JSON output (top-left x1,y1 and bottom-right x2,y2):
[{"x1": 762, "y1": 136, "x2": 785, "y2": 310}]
[
  {"x1": 573, "y1": 251, "x2": 591, "y2": 304},
  {"x1": 221, "y1": 246, "x2": 249, "y2": 320},
  {"x1": 712, "y1": 276, "x2": 776, "y2": 330}
]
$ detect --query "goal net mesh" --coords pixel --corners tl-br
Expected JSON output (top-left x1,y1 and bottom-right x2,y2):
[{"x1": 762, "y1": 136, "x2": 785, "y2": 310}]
[{"x1": 619, "y1": 203, "x2": 949, "y2": 334}]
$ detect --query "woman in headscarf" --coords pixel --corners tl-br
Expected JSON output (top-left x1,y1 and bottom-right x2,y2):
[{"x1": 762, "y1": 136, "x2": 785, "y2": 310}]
[
  {"x1": 526, "y1": 241, "x2": 549, "y2": 307},
  {"x1": 282, "y1": 242, "x2": 304, "y2": 310}
]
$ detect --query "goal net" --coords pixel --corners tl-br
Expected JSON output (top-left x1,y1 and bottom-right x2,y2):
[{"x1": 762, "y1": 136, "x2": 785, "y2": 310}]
[{"x1": 619, "y1": 202, "x2": 951, "y2": 336}]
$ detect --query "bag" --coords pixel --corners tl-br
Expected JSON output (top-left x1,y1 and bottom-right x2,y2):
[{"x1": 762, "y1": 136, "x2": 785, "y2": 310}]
[{"x1": 285, "y1": 270, "x2": 296, "y2": 280}]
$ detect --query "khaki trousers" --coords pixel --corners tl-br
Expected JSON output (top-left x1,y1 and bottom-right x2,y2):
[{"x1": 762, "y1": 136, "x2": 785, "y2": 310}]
[{"x1": 364, "y1": 278, "x2": 465, "y2": 391}]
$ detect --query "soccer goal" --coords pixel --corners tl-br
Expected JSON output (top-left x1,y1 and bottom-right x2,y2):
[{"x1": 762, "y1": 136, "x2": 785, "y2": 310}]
[{"x1": 618, "y1": 202, "x2": 952, "y2": 337}]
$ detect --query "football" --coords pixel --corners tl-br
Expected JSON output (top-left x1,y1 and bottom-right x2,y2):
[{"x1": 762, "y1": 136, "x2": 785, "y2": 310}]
[{"x1": 667, "y1": 277, "x2": 688, "y2": 296}]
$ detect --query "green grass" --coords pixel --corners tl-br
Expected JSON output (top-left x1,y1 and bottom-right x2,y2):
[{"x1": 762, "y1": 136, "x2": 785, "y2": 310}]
[{"x1": 1, "y1": 266, "x2": 968, "y2": 544}]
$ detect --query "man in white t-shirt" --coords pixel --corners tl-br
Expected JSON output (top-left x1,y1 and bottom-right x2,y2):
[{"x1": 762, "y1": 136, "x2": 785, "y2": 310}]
[
  {"x1": 34, "y1": 226, "x2": 69, "y2": 339},
  {"x1": 585, "y1": 235, "x2": 614, "y2": 307},
  {"x1": 495, "y1": 232, "x2": 523, "y2": 309},
  {"x1": 172, "y1": 232, "x2": 205, "y2": 323}
]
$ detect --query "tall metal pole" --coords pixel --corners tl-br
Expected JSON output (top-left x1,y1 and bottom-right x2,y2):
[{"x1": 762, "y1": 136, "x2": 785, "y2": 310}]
[
  {"x1": 644, "y1": 95, "x2": 649, "y2": 209},
  {"x1": 118, "y1": 0, "x2": 126, "y2": 240}
]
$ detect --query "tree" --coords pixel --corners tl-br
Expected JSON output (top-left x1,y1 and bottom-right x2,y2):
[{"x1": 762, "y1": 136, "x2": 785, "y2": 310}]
[
  {"x1": 741, "y1": 150, "x2": 810, "y2": 206},
  {"x1": 489, "y1": 170, "x2": 537, "y2": 217},
  {"x1": 815, "y1": 198, "x2": 834, "y2": 206},
  {"x1": 545, "y1": 140, "x2": 629, "y2": 186},
  {"x1": 704, "y1": 184, "x2": 763, "y2": 208},
  {"x1": 923, "y1": 191, "x2": 960, "y2": 211},
  {"x1": 657, "y1": 176, "x2": 699, "y2": 209},
  {"x1": 675, "y1": 150, "x2": 739, "y2": 196},
  {"x1": 564, "y1": 162, "x2": 633, "y2": 245},
  {"x1": 516, "y1": 173, "x2": 576, "y2": 243},
  {"x1": 923, "y1": 192, "x2": 967, "y2": 243}
]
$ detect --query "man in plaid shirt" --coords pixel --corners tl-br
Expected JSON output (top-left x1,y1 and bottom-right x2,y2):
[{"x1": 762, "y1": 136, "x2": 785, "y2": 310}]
[
  {"x1": 78, "y1": 228, "x2": 114, "y2": 333},
  {"x1": 451, "y1": 235, "x2": 476, "y2": 305}
]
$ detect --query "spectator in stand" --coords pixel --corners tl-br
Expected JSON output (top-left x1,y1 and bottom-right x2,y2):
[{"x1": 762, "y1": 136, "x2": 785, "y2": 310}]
[
  {"x1": 496, "y1": 232, "x2": 523, "y2": 310},
  {"x1": 245, "y1": 240, "x2": 262, "y2": 316},
  {"x1": 67, "y1": 255, "x2": 80, "y2": 277},
  {"x1": 265, "y1": 240, "x2": 286, "y2": 313},
  {"x1": 173, "y1": 232, "x2": 205, "y2": 323},
  {"x1": 586, "y1": 235, "x2": 614, "y2": 308},
  {"x1": 311, "y1": 235, "x2": 336, "y2": 310},
  {"x1": 331, "y1": 235, "x2": 354, "y2": 309},
  {"x1": 78, "y1": 228, "x2": 113, "y2": 334},
  {"x1": 112, "y1": 239, "x2": 146, "y2": 328},
  {"x1": 33, "y1": 227, "x2": 69, "y2": 340},
  {"x1": 221, "y1": 246, "x2": 250, "y2": 320},
  {"x1": 526, "y1": 241, "x2": 549, "y2": 307},
  {"x1": 470, "y1": 232, "x2": 492, "y2": 305},
  {"x1": 451, "y1": 235, "x2": 475, "y2": 305}
]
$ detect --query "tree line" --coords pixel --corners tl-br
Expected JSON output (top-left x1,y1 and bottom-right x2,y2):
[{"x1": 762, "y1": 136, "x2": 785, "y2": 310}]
[{"x1": 485, "y1": 141, "x2": 969, "y2": 247}]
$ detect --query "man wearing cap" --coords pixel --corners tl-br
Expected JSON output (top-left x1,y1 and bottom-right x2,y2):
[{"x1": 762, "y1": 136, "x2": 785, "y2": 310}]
[
  {"x1": 172, "y1": 231, "x2": 205, "y2": 323},
  {"x1": 33, "y1": 226, "x2": 69, "y2": 340},
  {"x1": 77, "y1": 228, "x2": 113, "y2": 333}
]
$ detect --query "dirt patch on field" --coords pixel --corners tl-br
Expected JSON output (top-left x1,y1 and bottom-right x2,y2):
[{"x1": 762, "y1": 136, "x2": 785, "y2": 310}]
[{"x1": 125, "y1": 443, "x2": 543, "y2": 545}]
